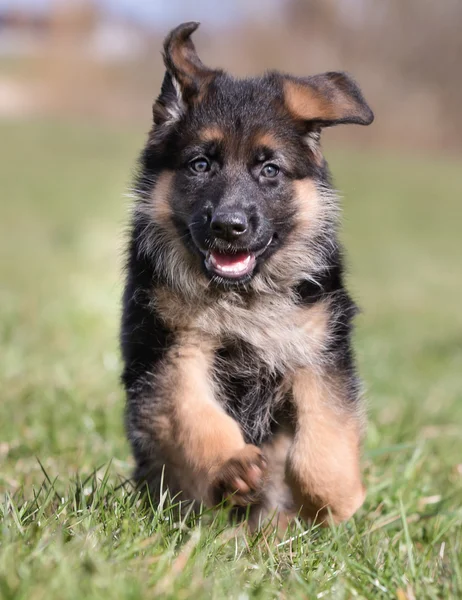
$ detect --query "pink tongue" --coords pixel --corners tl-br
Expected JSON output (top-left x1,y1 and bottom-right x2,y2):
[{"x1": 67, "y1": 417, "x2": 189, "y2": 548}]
[{"x1": 211, "y1": 251, "x2": 250, "y2": 267}]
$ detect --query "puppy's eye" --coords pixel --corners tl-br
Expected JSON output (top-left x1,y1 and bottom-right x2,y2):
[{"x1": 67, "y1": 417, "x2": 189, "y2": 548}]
[
  {"x1": 260, "y1": 164, "x2": 279, "y2": 178},
  {"x1": 189, "y1": 157, "x2": 211, "y2": 174}
]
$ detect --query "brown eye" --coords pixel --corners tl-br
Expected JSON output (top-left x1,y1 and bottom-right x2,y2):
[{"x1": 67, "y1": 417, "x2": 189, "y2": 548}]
[
  {"x1": 190, "y1": 157, "x2": 210, "y2": 173},
  {"x1": 261, "y1": 163, "x2": 279, "y2": 178}
]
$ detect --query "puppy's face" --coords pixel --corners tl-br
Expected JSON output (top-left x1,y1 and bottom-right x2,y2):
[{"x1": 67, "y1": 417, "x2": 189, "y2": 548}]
[
  {"x1": 158, "y1": 79, "x2": 320, "y2": 285},
  {"x1": 139, "y1": 23, "x2": 373, "y2": 289}
]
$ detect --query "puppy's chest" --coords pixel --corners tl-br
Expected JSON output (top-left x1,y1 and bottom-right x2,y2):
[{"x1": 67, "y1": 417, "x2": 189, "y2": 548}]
[
  {"x1": 155, "y1": 288, "x2": 331, "y2": 372},
  {"x1": 155, "y1": 291, "x2": 331, "y2": 444},
  {"x1": 195, "y1": 296, "x2": 331, "y2": 373},
  {"x1": 214, "y1": 339, "x2": 291, "y2": 444}
]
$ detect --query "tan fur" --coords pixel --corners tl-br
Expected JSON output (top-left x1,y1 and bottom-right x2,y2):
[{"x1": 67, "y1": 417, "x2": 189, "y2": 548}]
[
  {"x1": 199, "y1": 125, "x2": 224, "y2": 142},
  {"x1": 261, "y1": 430, "x2": 294, "y2": 511},
  {"x1": 135, "y1": 172, "x2": 203, "y2": 300},
  {"x1": 293, "y1": 179, "x2": 328, "y2": 231},
  {"x1": 283, "y1": 79, "x2": 355, "y2": 123},
  {"x1": 286, "y1": 368, "x2": 365, "y2": 524},
  {"x1": 210, "y1": 444, "x2": 267, "y2": 506},
  {"x1": 155, "y1": 286, "x2": 333, "y2": 374},
  {"x1": 253, "y1": 131, "x2": 282, "y2": 151},
  {"x1": 168, "y1": 37, "x2": 208, "y2": 91},
  {"x1": 255, "y1": 178, "x2": 338, "y2": 294},
  {"x1": 151, "y1": 170, "x2": 176, "y2": 226},
  {"x1": 149, "y1": 331, "x2": 250, "y2": 504}
]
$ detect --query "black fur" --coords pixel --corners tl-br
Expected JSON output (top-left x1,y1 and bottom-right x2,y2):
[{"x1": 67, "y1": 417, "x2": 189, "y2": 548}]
[
  {"x1": 121, "y1": 231, "x2": 172, "y2": 395},
  {"x1": 214, "y1": 339, "x2": 286, "y2": 445}
]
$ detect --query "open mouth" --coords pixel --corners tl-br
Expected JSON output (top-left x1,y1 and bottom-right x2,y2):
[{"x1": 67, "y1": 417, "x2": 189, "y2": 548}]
[
  {"x1": 202, "y1": 237, "x2": 275, "y2": 281},
  {"x1": 205, "y1": 250, "x2": 256, "y2": 279}
]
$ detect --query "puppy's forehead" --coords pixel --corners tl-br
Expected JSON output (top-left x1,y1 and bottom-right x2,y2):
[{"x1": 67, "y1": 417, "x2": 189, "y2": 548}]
[
  {"x1": 193, "y1": 75, "x2": 284, "y2": 132},
  {"x1": 188, "y1": 75, "x2": 297, "y2": 155},
  {"x1": 211, "y1": 75, "x2": 279, "y2": 110}
]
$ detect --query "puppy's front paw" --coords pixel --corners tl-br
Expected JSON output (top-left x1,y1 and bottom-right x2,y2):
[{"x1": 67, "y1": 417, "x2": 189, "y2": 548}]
[{"x1": 211, "y1": 445, "x2": 267, "y2": 506}]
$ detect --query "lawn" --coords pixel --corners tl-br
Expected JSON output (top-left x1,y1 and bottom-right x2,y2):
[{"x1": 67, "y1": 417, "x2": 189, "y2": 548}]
[{"x1": 1, "y1": 118, "x2": 461, "y2": 599}]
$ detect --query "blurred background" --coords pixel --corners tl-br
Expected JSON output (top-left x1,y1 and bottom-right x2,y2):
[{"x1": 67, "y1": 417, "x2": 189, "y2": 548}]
[
  {"x1": 1, "y1": 0, "x2": 462, "y2": 150},
  {"x1": 1, "y1": 0, "x2": 461, "y2": 499}
]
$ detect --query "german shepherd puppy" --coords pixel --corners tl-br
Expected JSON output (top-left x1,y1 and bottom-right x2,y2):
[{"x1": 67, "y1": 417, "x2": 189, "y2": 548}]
[{"x1": 121, "y1": 22, "x2": 373, "y2": 527}]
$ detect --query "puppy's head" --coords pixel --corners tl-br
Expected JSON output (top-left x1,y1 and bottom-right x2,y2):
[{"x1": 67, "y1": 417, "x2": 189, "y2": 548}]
[{"x1": 137, "y1": 22, "x2": 373, "y2": 291}]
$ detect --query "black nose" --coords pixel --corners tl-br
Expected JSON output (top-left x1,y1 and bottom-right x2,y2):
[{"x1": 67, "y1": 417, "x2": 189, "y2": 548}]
[{"x1": 210, "y1": 210, "x2": 248, "y2": 240}]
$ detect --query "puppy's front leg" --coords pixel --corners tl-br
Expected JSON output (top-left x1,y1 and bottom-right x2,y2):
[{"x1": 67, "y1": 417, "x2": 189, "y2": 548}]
[
  {"x1": 131, "y1": 333, "x2": 266, "y2": 506},
  {"x1": 286, "y1": 368, "x2": 365, "y2": 524}
]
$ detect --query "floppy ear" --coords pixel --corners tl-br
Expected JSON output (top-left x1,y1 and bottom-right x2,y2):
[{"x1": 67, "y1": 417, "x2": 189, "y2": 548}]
[
  {"x1": 283, "y1": 71, "x2": 374, "y2": 127},
  {"x1": 153, "y1": 22, "x2": 220, "y2": 129}
]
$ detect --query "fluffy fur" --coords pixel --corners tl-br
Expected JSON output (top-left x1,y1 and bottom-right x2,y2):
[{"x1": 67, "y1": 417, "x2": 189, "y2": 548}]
[{"x1": 121, "y1": 22, "x2": 373, "y2": 528}]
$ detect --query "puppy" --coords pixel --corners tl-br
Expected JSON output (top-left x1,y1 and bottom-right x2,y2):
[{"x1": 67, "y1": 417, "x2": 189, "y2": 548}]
[{"x1": 121, "y1": 22, "x2": 373, "y2": 527}]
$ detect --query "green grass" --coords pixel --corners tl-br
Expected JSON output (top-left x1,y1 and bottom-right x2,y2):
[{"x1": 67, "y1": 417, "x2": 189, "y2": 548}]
[{"x1": 1, "y1": 118, "x2": 461, "y2": 599}]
